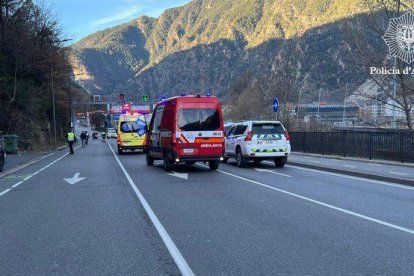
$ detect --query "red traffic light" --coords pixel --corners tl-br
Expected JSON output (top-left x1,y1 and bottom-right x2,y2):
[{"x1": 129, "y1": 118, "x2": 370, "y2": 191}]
[{"x1": 119, "y1": 93, "x2": 125, "y2": 101}]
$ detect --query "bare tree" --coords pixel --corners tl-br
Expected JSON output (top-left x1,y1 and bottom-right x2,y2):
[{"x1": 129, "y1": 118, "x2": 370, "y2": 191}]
[{"x1": 346, "y1": 0, "x2": 414, "y2": 129}]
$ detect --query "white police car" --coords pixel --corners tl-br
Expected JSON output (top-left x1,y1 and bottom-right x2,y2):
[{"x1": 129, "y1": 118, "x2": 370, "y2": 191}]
[{"x1": 224, "y1": 121, "x2": 291, "y2": 168}]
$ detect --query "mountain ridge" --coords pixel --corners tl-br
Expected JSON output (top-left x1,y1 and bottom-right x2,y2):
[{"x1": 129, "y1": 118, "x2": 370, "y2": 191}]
[{"x1": 70, "y1": 0, "x2": 375, "y2": 104}]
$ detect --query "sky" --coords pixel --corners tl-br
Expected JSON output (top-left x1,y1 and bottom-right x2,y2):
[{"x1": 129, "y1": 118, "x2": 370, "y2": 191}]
[{"x1": 49, "y1": 0, "x2": 191, "y2": 44}]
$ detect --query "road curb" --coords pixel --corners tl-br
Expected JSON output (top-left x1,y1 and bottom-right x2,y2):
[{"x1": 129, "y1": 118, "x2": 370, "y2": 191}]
[
  {"x1": 288, "y1": 161, "x2": 414, "y2": 187},
  {"x1": 0, "y1": 145, "x2": 67, "y2": 178},
  {"x1": 292, "y1": 152, "x2": 414, "y2": 168}
]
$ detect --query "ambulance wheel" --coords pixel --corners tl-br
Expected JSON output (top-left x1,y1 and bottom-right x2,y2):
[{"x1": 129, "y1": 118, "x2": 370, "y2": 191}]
[
  {"x1": 163, "y1": 152, "x2": 172, "y2": 172},
  {"x1": 236, "y1": 148, "x2": 247, "y2": 168},
  {"x1": 274, "y1": 157, "x2": 286, "y2": 168},
  {"x1": 208, "y1": 160, "x2": 220, "y2": 170},
  {"x1": 146, "y1": 152, "x2": 154, "y2": 166},
  {"x1": 118, "y1": 147, "x2": 123, "y2": 155}
]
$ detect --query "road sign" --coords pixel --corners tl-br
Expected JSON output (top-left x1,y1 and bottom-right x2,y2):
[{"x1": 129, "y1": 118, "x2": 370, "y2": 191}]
[
  {"x1": 119, "y1": 93, "x2": 125, "y2": 101},
  {"x1": 93, "y1": 95, "x2": 101, "y2": 101},
  {"x1": 272, "y1": 98, "x2": 279, "y2": 113},
  {"x1": 142, "y1": 95, "x2": 149, "y2": 102}
]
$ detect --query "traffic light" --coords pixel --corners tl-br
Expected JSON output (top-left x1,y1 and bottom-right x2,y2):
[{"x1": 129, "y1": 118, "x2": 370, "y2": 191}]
[
  {"x1": 142, "y1": 95, "x2": 149, "y2": 102},
  {"x1": 119, "y1": 93, "x2": 125, "y2": 101}
]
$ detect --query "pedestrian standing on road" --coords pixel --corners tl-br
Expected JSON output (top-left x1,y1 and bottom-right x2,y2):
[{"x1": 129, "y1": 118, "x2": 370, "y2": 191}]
[
  {"x1": 80, "y1": 131, "x2": 86, "y2": 147},
  {"x1": 66, "y1": 129, "x2": 76, "y2": 154},
  {"x1": 85, "y1": 132, "x2": 89, "y2": 145}
]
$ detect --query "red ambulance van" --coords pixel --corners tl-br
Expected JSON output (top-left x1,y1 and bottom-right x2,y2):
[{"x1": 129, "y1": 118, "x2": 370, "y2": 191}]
[{"x1": 145, "y1": 95, "x2": 225, "y2": 171}]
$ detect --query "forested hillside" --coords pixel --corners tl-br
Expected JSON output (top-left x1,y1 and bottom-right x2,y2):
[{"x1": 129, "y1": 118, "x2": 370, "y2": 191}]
[{"x1": 0, "y1": 0, "x2": 86, "y2": 150}]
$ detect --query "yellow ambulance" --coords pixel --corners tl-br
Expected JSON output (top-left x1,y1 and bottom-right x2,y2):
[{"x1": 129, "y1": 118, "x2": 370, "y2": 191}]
[{"x1": 117, "y1": 114, "x2": 148, "y2": 154}]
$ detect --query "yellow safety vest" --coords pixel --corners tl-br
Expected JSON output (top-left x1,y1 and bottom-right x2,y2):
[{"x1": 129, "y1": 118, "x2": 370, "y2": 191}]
[{"x1": 67, "y1": 132, "x2": 75, "y2": 142}]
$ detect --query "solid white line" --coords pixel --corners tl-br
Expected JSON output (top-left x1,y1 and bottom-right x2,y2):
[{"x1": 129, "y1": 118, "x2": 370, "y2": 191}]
[
  {"x1": 12, "y1": 181, "x2": 23, "y2": 188},
  {"x1": 343, "y1": 165, "x2": 356, "y2": 168},
  {"x1": 215, "y1": 169, "x2": 414, "y2": 235},
  {"x1": 0, "y1": 189, "x2": 10, "y2": 197},
  {"x1": 309, "y1": 160, "x2": 321, "y2": 163},
  {"x1": 107, "y1": 142, "x2": 194, "y2": 276},
  {"x1": 264, "y1": 162, "x2": 414, "y2": 191},
  {"x1": 389, "y1": 172, "x2": 408, "y2": 176},
  {"x1": 0, "y1": 145, "x2": 81, "y2": 197}
]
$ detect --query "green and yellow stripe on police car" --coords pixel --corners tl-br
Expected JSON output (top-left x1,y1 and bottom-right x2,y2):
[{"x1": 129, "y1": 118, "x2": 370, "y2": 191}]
[
  {"x1": 254, "y1": 134, "x2": 285, "y2": 139},
  {"x1": 252, "y1": 148, "x2": 287, "y2": 153}
]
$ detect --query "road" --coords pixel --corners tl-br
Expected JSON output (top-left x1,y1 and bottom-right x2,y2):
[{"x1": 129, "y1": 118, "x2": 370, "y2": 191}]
[{"x1": 0, "y1": 135, "x2": 413, "y2": 275}]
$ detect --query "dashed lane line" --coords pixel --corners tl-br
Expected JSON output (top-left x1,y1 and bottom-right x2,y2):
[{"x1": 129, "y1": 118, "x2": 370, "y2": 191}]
[
  {"x1": 273, "y1": 162, "x2": 414, "y2": 191},
  {"x1": 389, "y1": 172, "x2": 408, "y2": 176},
  {"x1": 210, "y1": 165, "x2": 414, "y2": 235}
]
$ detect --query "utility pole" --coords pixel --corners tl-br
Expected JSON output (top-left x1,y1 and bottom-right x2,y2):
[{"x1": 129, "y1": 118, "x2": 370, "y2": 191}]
[
  {"x1": 391, "y1": 57, "x2": 397, "y2": 129},
  {"x1": 317, "y1": 88, "x2": 322, "y2": 124},
  {"x1": 50, "y1": 49, "x2": 57, "y2": 149},
  {"x1": 342, "y1": 83, "x2": 348, "y2": 126},
  {"x1": 392, "y1": 1, "x2": 401, "y2": 129},
  {"x1": 50, "y1": 38, "x2": 73, "y2": 149}
]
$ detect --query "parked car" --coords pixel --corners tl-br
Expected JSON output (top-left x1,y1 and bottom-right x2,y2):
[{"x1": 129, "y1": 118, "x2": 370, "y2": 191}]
[
  {"x1": 146, "y1": 95, "x2": 225, "y2": 171},
  {"x1": 0, "y1": 135, "x2": 5, "y2": 172},
  {"x1": 224, "y1": 120, "x2": 291, "y2": 168}
]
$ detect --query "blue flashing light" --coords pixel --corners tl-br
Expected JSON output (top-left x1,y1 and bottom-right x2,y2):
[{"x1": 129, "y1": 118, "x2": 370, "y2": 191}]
[{"x1": 180, "y1": 92, "x2": 186, "y2": 96}]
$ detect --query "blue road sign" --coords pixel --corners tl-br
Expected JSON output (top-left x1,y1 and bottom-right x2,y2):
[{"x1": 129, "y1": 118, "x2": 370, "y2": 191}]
[{"x1": 272, "y1": 98, "x2": 279, "y2": 113}]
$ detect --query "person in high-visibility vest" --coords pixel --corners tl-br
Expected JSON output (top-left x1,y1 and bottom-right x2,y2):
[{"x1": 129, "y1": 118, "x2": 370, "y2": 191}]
[{"x1": 66, "y1": 130, "x2": 76, "y2": 154}]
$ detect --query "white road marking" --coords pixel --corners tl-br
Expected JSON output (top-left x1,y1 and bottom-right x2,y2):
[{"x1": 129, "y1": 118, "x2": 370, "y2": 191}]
[
  {"x1": 369, "y1": 163, "x2": 381, "y2": 167},
  {"x1": 0, "y1": 189, "x2": 10, "y2": 197},
  {"x1": 64, "y1": 173, "x2": 86, "y2": 185},
  {"x1": 276, "y1": 163, "x2": 414, "y2": 191},
  {"x1": 309, "y1": 160, "x2": 321, "y2": 163},
  {"x1": 12, "y1": 181, "x2": 23, "y2": 188},
  {"x1": 107, "y1": 142, "x2": 194, "y2": 276},
  {"x1": 389, "y1": 172, "x2": 408, "y2": 176},
  {"x1": 0, "y1": 145, "x2": 81, "y2": 197},
  {"x1": 255, "y1": 168, "x2": 292, "y2": 178},
  {"x1": 168, "y1": 171, "x2": 189, "y2": 180},
  {"x1": 343, "y1": 165, "x2": 356, "y2": 168},
  {"x1": 215, "y1": 168, "x2": 414, "y2": 235}
]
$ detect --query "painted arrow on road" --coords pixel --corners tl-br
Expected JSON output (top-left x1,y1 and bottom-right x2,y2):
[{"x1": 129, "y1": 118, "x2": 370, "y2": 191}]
[
  {"x1": 255, "y1": 168, "x2": 292, "y2": 178},
  {"x1": 168, "y1": 171, "x2": 188, "y2": 180},
  {"x1": 64, "y1": 173, "x2": 86, "y2": 185}
]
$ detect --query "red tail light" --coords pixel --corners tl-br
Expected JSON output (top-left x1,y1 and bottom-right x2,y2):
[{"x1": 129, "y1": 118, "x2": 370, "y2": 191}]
[
  {"x1": 117, "y1": 133, "x2": 122, "y2": 144},
  {"x1": 245, "y1": 131, "x2": 252, "y2": 141},
  {"x1": 285, "y1": 131, "x2": 291, "y2": 141}
]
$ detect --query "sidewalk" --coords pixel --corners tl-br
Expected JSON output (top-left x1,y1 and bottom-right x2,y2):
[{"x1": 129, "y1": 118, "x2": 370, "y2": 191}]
[
  {"x1": 289, "y1": 152, "x2": 414, "y2": 187},
  {"x1": 292, "y1": 152, "x2": 414, "y2": 168},
  {"x1": 0, "y1": 145, "x2": 67, "y2": 177}
]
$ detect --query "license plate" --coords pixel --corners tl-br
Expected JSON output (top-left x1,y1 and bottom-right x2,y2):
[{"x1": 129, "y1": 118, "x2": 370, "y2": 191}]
[
  {"x1": 263, "y1": 140, "x2": 276, "y2": 145},
  {"x1": 183, "y1": 148, "x2": 194, "y2": 153}
]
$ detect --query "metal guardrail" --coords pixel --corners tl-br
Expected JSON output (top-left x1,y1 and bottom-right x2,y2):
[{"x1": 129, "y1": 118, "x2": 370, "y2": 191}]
[{"x1": 290, "y1": 131, "x2": 414, "y2": 163}]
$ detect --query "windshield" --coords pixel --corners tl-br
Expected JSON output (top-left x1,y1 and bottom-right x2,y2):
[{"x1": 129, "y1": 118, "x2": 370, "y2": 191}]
[
  {"x1": 252, "y1": 123, "x2": 285, "y2": 135},
  {"x1": 120, "y1": 120, "x2": 146, "y2": 134},
  {"x1": 178, "y1": 108, "x2": 221, "y2": 131}
]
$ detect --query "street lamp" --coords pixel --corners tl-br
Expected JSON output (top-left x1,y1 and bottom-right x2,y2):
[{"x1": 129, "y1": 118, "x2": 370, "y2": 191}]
[{"x1": 51, "y1": 38, "x2": 73, "y2": 149}]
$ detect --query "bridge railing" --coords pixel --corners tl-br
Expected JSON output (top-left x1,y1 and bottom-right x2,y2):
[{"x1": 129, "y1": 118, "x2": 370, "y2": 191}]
[{"x1": 289, "y1": 131, "x2": 414, "y2": 163}]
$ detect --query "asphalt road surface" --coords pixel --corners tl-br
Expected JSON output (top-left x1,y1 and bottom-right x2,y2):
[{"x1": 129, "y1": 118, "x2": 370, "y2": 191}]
[{"x1": 1, "y1": 136, "x2": 413, "y2": 275}]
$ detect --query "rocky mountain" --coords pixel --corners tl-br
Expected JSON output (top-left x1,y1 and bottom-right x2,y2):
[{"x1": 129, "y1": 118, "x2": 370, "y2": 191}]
[{"x1": 70, "y1": 0, "x2": 384, "y2": 106}]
